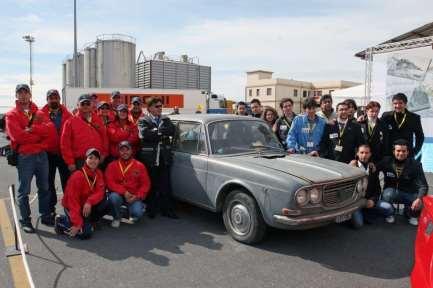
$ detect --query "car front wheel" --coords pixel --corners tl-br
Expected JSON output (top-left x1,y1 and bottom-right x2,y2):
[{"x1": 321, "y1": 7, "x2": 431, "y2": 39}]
[{"x1": 222, "y1": 190, "x2": 267, "y2": 244}]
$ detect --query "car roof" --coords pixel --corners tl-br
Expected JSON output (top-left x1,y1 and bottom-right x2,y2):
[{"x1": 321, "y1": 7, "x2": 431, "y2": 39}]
[{"x1": 168, "y1": 114, "x2": 262, "y2": 124}]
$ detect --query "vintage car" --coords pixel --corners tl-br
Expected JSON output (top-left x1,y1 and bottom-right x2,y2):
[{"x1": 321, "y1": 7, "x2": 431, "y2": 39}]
[
  {"x1": 411, "y1": 195, "x2": 433, "y2": 288},
  {"x1": 169, "y1": 114, "x2": 368, "y2": 243}
]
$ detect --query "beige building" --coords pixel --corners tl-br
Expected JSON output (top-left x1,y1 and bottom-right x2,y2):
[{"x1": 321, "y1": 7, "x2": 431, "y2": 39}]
[{"x1": 245, "y1": 70, "x2": 360, "y2": 113}]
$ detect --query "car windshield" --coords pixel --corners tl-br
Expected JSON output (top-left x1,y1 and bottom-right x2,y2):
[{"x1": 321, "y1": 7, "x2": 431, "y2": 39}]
[{"x1": 208, "y1": 120, "x2": 284, "y2": 155}]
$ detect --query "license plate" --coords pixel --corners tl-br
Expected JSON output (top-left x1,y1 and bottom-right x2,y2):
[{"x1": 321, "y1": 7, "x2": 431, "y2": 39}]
[{"x1": 335, "y1": 213, "x2": 352, "y2": 223}]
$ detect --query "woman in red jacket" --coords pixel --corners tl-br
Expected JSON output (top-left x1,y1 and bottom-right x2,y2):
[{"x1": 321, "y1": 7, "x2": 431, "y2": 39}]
[{"x1": 54, "y1": 148, "x2": 109, "y2": 239}]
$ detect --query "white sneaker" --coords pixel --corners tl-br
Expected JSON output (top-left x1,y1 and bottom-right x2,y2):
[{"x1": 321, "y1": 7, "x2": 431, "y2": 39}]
[
  {"x1": 409, "y1": 217, "x2": 418, "y2": 226},
  {"x1": 111, "y1": 219, "x2": 120, "y2": 228},
  {"x1": 385, "y1": 215, "x2": 395, "y2": 224}
]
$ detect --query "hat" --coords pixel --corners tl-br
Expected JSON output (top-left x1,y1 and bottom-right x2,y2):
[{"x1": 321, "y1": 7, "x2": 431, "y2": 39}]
[
  {"x1": 131, "y1": 97, "x2": 142, "y2": 104},
  {"x1": 46, "y1": 89, "x2": 60, "y2": 98},
  {"x1": 111, "y1": 91, "x2": 121, "y2": 99},
  {"x1": 90, "y1": 93, "x2": 97, "y2": 99},
  {"x1": 85, "y1": 148, "x2": 101, "y2": 159},
  {"x1": 118, "y1": 141, "x2": 132, "y2": 150},
  {"x1": 16, "y1": 84, "x2": 30, "y2": 93},
  {"x1": 116, "y1": 104, "x2": 128, "y2": 112},
  {"x1": 78, "y1": 94, "x2": 92, "y2": 103},
  {"x1": 97, "y1": 101, "x2": 110, "y2": 109}
]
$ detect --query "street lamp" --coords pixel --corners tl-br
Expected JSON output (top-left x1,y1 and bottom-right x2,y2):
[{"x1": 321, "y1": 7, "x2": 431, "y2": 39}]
[
  {"x1": 73, "y1": 0, "x2": 79, "y2": 87},
  {"x1": 22, "y1": 35, "x2": 35, "y2": 92}
]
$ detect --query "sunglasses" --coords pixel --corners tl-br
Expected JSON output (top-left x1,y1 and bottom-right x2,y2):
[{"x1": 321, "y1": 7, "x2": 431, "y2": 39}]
[{"x1": 80, "y1": 101, "x2": 91, "y2": 106}]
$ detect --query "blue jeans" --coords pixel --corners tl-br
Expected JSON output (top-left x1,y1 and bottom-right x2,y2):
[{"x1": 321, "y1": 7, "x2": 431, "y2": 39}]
[
  {"x1": 17, "y1": 152, "x2": 50, "y2": 224},
  {"x1": 351, "y1": 200, "x2": 394, "y2": 228},
  {"x1": 382, "y1": 187, "x2": 419, "y2": 218},
  {"x1": 56, "y1": 209, "x2": 93, "y2": 239},
  {"x1": 109, "y1": 192, "x2": 144, "y2": 221}
]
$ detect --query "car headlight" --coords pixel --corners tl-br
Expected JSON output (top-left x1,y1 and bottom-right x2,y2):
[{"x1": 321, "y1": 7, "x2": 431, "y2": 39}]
[
  {"x1": 356, "y1": 177, "x2": 368, "y2": 197},
  {"x1": 309, "y1": 187, "x2": 322, "y2": 204},
  {"x1": 295, "y1": 189, "x2": 309, "y2": 206}
]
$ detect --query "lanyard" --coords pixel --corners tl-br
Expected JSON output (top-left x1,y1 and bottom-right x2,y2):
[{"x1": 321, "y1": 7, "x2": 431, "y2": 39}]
[
  {"x1": 82, "y1": 168, "x2": 97, "y2": 190},
  {"x1": 393, "y1": 163, "x2": 404, "y2": 178},
  {"x1": 118, "y1": 161, "x2": 134, "y2": 177},
  {"x1": 338, "y1": 122, "x2": 347, "y2": 145},
  {"x1": 282, "y1": 116, "x2": 292, "y2": 127},
  {"x1": 367, "y1": 121, "x2": 375, "y2": 136},
  {"x1": 394, "y1": 112, "x2": 407, "y2": 129},
  {"x1": 23, "y1": 111, "x2": 32, "y2": 121}
]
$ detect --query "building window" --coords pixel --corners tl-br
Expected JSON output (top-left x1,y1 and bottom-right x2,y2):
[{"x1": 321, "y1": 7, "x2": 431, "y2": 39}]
[
  {"x1": 248, "y1": 89, "x2": 252, "y2": 97},
  {"x1": 293, "y1": 89, "x2": 298, "y2": 97},
  {"x1": 303, "y1": 91, "x2": 307, "y2": 98},
  {"x1": 266, "y1": 88, "x2": 272, "y2": 96},
  {"x1": 256, "y1": 89, "x2": 260, "y2": 96}
]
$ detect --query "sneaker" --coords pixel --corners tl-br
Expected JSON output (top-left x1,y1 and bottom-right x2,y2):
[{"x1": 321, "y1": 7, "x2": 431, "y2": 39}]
[
  {"x1": 54, "y1": 215, "x2": 64, "y2": 235},
  {"x1": 21, "y1": 222, "x2": 35, "y2": 234},
  {"x1": 385, "y1": 215, "x2": 395, "y2": 224},
  {"x1": 129, "y1": 217, "x2": 139, "y2": 224},
  {"x1": 409, "y1": 217, "x2": 419, "y2": 226},
  {"x1": 41, "y1": 214, "x2": 56, "y2": 226},
  {"x1": 111, "y1": 219, "x2": 120, "y2": 228}
]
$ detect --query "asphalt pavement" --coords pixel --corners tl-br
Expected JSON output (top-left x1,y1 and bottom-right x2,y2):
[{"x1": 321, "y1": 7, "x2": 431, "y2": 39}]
[{"x1": 0, "y1": 156, "x2": 432, "y2": 288}]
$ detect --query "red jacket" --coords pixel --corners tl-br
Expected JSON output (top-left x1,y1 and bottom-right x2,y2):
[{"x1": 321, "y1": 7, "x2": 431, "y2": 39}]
[
  {"x1": 5, "y1": 101, "x2": 49, "y2": 155},
  {"x1": 128, "y1": 109, "x2": 144, "y2": 125},
  {"x1": 105, "y1": 158, "x2": 151, "y2": 200},
  {"x1": 41, "y1": 104, "x2": 72, "y2": 154},
  {"x1": 60, "y1": 112, "x2": 109, "y2": 165},
  {"x1": 107, "y1": 119, "x2": 139, "y2": 158},
  {"x1": 62, "y1": 166, "x2": 105, "y2": 228}
]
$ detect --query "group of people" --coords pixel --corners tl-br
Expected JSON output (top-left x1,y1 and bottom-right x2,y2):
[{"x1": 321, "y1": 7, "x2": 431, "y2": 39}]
[
  {"x1": 235, "y1": 94, "x2": 428, "y2": 227},
  {"x1": 6, "y1": 84, "x2": 178, "y2": 238}
]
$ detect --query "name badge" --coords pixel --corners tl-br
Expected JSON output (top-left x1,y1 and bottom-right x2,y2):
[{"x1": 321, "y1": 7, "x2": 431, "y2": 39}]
[
  {"x1": 388, "y1": 125, "x2": 393, "y2": 130},
  {"x1": 386, "y1": 172, "x2": 395, "y2": 178},
  {"x1": 329, "y1": 133, "x2": 338, "y2": 139},
  {"x1": 280, "y1": 125, "x2": 287, "y2": 131},
  {"x1": 334, "y1": 145, "x2": 343, "y2": 152},
  {"x1": 302, "y1": 128, "x2": 310, "y2": 133},
  {"x1": 307, "y1": 141, "x2": 314, "y2": 148},
  {"x1": 361, "y1": 127, "x2": 365, "y2": 133}
]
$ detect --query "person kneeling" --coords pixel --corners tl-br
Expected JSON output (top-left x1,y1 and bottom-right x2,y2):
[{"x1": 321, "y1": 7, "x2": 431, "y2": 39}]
[
  {"x1": 349, "y1": 144, "x2": 393, "y2": 228},
  {"x1": 105, "y1": 141, "x2": 151, "y2": 228},
  {"x1": 54, "y1": 148, "x2": 109, "y2": 239}
]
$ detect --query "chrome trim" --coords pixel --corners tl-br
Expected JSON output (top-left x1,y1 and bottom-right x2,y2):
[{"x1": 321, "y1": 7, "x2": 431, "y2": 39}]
[{"x1": 273, "y1": 199, "x2": 366, "y2": 226}]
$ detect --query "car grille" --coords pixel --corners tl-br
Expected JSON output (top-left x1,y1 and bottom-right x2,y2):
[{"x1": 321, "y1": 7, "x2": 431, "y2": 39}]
[{"x1": 322, "y1": 180, "x2": 357, "y2": 206}]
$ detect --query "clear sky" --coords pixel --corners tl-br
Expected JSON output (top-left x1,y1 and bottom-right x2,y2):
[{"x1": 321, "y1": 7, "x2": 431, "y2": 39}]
[{"x1": 0, "y1": 0, "x2": 432, "y2": 108}]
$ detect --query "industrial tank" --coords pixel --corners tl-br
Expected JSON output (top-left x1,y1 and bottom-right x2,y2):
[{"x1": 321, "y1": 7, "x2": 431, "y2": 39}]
[
  {"x1": 83, "y1": 47, "x2": 97, "y2": 88},
  {"x1": 96, "y1": 34, "x2": 136, "y2": 88},
  {"x1": 65, "y1": 58, "x2": 73, "y2": 88}
]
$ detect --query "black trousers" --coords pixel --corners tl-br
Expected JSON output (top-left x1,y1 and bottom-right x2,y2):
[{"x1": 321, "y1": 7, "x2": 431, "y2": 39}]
[
  {"x1": 146, "y1": 164, "x2": 175, "y2": 215},
  {"x1": 48, "y1": 153, "x2": 70, "y2": 213}
]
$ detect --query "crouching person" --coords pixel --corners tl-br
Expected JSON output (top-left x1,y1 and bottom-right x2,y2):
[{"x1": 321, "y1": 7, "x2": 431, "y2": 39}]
[
  {"x1": 105, "y1": 141, "x2": 151, "y2": 228},
  {"x1": 54, "y1": 148, "x2": 109, "y2": 239}
]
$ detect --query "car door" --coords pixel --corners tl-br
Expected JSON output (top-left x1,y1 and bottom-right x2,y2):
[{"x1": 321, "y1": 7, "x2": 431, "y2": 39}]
[{"x1": 171, "y1": 121, "x2": 211, "y2": 208}]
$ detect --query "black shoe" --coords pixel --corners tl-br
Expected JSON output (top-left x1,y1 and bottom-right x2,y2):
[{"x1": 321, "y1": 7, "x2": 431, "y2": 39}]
[
  {"x1": 21, "y1": 222, "x2": 35, "y2": 233},
  {"x1": 162, "y1": 211, "x2": 179, "y2": 219},
  {"x1": 41, "y1": 214, "x2": 56, "y2": 226},
  {"x1": 54, "y1": 215, "x2": 64, "y2": 235}
]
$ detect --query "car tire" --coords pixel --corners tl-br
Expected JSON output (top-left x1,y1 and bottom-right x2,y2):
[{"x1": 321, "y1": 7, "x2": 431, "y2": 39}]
[{"x1": 222, "y1": 190, "x2": 267, "y2": 244}]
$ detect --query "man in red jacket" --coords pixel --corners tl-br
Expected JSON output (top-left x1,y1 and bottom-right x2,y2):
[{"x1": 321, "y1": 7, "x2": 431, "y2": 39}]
[
  {"x1": 5, "y1": 84, "x2": 52, "y2": 233},
  {"x1": 60, "y1": 94, "x2": 109, "y2": 172},
  {"x1": 54, "y1": 148, "x2": 109, "y2": 239},
  {"x1": 41, "y1": 89, "x2": 73, "y2": 215},
  {"x1": 105, "y1": 141, "x2": 150, "y2": 227},
  {"x1": 129, "y1": 96, "x2": 144, "y2": 125}
]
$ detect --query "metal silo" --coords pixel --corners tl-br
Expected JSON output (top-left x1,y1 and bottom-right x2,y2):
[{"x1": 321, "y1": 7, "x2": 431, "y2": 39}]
[
  {"x1": 77, "y1": 52, "x2": 84, "y2": 87},
  {"x1": 84, "y1": 47, "x2": 97, "y2": 88},
  {"x1": 62, "y1": 62, "x2": 67, "y2": 89},
  {"x1": 65, "y1": 58, "x2": 73, "y2": 87},
  {"x1": 96, "y1": 34, "x2": 136, "y2": 88}
]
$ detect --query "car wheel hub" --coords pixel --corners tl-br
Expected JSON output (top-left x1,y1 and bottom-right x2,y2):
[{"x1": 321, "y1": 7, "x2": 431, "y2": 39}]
[{"x1": 230, "y1": 203, "x2": 251, "y2": 235}]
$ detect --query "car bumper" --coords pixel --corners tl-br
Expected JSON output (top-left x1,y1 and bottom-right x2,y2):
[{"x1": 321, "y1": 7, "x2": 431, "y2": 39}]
[{"x1": 273, "y1": 199, "x2": 366, "y2": 227}]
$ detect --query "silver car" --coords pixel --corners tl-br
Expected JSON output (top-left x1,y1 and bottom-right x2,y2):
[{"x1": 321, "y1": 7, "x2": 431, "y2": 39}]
[{"x1": 169, "y1": 114, "x2": 368, "y2": 244}]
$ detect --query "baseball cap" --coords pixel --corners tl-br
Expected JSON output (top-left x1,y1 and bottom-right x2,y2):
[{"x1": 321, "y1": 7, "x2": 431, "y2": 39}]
[
  {"x1": 111, "y1": 91, "x2": 121, "y2": 99},
  {"x1": 97, "y1": 101, "x2": 110, "y2": 109},
  {"x1": 116, "y1": 104, "x2": 128, "y2": 112},
  {"x1": 90, "y1": 93, "x2": 97, "y2": 99},
  {"x1": 131, "y1": 97, "x2": 142, "y2": 104},
  {"x1": 46, "y1": 89, "x2": 60, "y2": 98},
  {"x1": 85, "y1": 148, "x2": 101, "y2": 159},
  {"x1": 16, "y1": 84, "x2": 30, "y2": 93},
  {"x1": 118, "y1": 141, "x2": 132, "y2": 150},
  {"x1": 78, "y1": 94, "x2": 92, "y2": 103}
]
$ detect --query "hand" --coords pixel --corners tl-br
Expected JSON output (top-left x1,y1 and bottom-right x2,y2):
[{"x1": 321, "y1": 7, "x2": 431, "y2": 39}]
[
  {"x1": 349, "y1": 160, "x2": 357, "y2": 167},
  {"x1": 366, "y1": 199, "x2": 375, "y2": 209},
  {"x1": 68, "y1": 164, "x2": 77, "y2": 172},
  {"x1": 357, "y1": 115, "x2": 365, "y2": 122},
  {"x1": 82, "y1": 203, "x2": 92, "y2": 217},
  {"x1": 287, "y1": 149, "x2": 295, "y2": 154},
  {"x1": 66, "y1": 226, "x2": 81, "y2": 237},
  {"x1": 308, "y1": 151, "x2": 319, "y2": 157},
  {"x1": 411, "y1": 198, "x2": 422, "y2": 211},
  {"x1": 25, "y1": 127, "x2": 32, "y2": 132}
]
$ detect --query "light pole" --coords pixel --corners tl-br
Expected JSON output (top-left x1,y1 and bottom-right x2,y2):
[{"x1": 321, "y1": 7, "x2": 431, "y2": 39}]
[
  {"x1": 22, "y1": 35, "x2": 35, "y2": 92},
  {"x1": 73, "y1": 0, "x2": 79, "y2": 87}
]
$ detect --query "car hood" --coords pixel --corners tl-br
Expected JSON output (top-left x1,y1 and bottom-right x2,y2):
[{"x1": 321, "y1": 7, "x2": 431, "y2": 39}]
[{"x1": 223, "y1": 153, "x2": 366, "y2": 184}]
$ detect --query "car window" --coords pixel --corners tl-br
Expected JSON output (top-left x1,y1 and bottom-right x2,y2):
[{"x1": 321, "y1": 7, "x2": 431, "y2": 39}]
[
  {"x1": 175, "y1": 122, "x2": 206, "y2": 154},
  {"x1": 208, "y1": 120, "x2": 283, "y2": 155}
]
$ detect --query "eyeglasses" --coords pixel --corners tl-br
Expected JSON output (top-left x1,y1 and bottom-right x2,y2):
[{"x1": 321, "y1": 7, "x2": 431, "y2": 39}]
[{"x1": 80, "y1": 101, "x2": 91, "y2": 106}]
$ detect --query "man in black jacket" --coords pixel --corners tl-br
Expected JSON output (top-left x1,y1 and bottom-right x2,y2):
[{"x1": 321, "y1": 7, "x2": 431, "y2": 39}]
[
  {"x1": 273, "y1": 98, "x2": 296, "y2": 149},
  {"x1": 358, "y1": 101, "x2": 387, "y2": 163},
  {"x1": 137, "y1": 97, "x2": 178, "y2": 219},
  {"x1": 378, "y1": 139, "x2": 428, "y2": 226},
  {"x1": 381, "y1": 93, "x2": 424, "y2": 160},
  {"x1": 320, "y1": 102, "x2": 364, "y2": 163}
]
